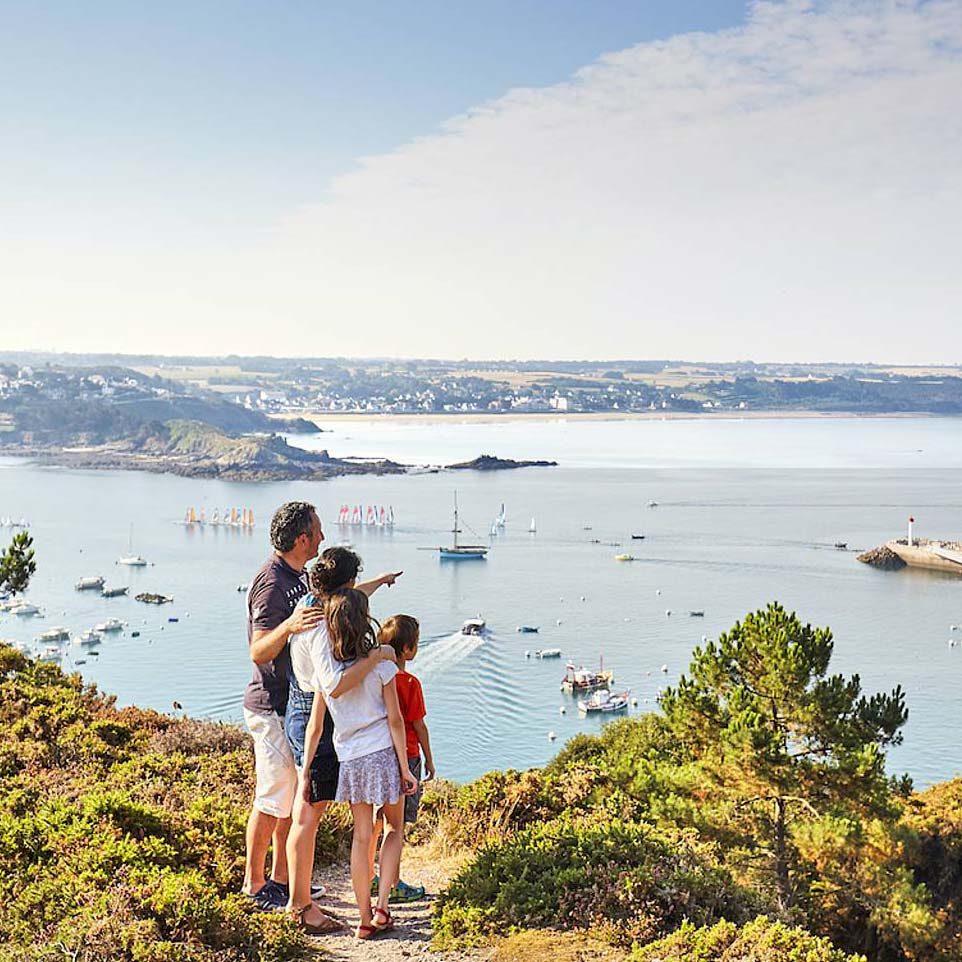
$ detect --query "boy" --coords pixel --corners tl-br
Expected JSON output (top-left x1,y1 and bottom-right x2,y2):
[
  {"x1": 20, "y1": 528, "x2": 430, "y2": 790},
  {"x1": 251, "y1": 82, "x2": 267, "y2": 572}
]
[{"x1": 371, "y1": 614, "x2": 435, "y2": 901}]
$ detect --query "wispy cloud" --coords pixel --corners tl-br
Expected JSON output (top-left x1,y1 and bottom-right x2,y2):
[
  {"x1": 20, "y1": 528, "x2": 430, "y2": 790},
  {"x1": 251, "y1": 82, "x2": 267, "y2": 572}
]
[
  {"x1": 6, "y1": 1, "x2": 962, "y2": 361},
  {"x1": 258, "y1": 0, "x2": 962, "y2": 361}
]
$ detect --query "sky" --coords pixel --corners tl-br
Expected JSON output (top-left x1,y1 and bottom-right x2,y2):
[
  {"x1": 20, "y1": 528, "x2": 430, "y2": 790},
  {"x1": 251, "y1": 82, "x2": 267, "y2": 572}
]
[{"x1": 1, "y1": 1, "x2": 960, "y2": 363}]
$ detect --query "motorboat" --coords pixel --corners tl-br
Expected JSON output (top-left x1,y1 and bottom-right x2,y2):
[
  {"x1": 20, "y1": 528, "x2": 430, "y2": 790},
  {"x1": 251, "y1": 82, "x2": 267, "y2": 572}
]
[
  {"x1": 94, "y1": 618, "x2": 126, "y2": 633},
  {"x1": 74, "y1": 629, "x2": 102, "y2": 647},
  {"x1": 535, "y1": 648, "x2": 562, "y2": 659},
  {"x1": 648, "y1": 500, "x2": 658, "y2": 508},
  {"x1": 578, "y1": 689, "x2": 630, "y2": 714},
  {"x1": 12, "y1": 602, "x2": 41, "y2": 616},
  {"x1": 439, "y1": 492, "x2": 488, "y2": 560},
  {"x1": 75, "y1": 576, "x2": 105, "y2": 591},
  {"x1": 101, "y1": 586, "x2": 129, "y2": 598},
  {"x1": 461, "y1": 618, "x2": 485, "y2": 636},
  {"x1": 631, "y1": 534, "x2": 646, "y2": 540},
  {"x1": 834, "y1": 542, "x2": 848, "y2": 550},
  {"x1": 689, "y1": 610, "x2": 705, "y2": 617},
  {"x1": 614, "y1": 554, "x2": 636, "y2": 562},
  {"x1": 561, "y1": 661, "x2": 614, "y2": 694},
  {"x1": 516, "y1": 625, "x2": 540, "y2": 633},
  {"x1": 39, "y1": 645, "x2": 63, "y2": 662},
  {"x1": 36, "y1": 627, "x2": 70, "y2": 642}
]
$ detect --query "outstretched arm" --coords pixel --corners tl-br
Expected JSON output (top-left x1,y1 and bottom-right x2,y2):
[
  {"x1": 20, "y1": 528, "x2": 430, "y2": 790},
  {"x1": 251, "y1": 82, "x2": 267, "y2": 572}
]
[{"x1": 355, "y1": 570, "x2": 403, "y2": 597}]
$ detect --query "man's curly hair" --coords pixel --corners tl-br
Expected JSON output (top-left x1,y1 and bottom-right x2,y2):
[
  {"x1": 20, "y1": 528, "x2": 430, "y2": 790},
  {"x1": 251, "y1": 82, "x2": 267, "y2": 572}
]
[{"x1": 269, "y1": 501, "x2": 317, "y2": 552}]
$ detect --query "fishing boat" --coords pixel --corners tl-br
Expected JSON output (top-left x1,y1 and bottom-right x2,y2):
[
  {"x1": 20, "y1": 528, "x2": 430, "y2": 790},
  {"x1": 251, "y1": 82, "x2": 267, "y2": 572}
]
[
  {"x1": 561, "y1": 660, "x2": 614, "y2": 694},
  {"x1": 535, "y1": 648, "x2": 562, "y2": 659},
  {"x1": 94, "y1": 618, "x2": 126, "y2": 633},
  {"x1": 516, "y1": 625, "x2": 540, "y2": 633},
  {"x1": 438, "y1": 493, "x2": 487, "y2": 560},
  {"x1": 578, "y1": 688, "x2": 630, "y2": 714},
  {"x1": 36, "y1": 627, "x2": 70, "y2": 642},
  {"x1": 461, "y1": 617, "x2": 485, "y2": 636},
  {"x1": 75, "y1": 576, "x2": 105, "y2": 591},
  {"x1": 74, "y1": 629, "x2": 102, "y2": 647},
  {"x1": 101, "y1": 585, "x2": 129, "y2": 598}
]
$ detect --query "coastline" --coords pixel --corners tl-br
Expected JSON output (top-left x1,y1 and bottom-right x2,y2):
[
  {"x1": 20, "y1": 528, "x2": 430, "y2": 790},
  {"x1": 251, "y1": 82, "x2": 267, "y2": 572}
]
[{"x1": 288, "y1": 409, "x2": 941, "y2": 427}]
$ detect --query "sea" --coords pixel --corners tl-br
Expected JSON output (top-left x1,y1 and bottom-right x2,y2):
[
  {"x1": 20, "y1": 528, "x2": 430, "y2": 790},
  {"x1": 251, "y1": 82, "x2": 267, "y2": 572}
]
[{"x1": 1, "y1": 416, "x2": 961, "y2": 788}]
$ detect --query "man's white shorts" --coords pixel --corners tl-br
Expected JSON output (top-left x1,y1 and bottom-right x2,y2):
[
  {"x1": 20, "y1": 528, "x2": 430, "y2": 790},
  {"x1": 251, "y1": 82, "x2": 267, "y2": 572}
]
[{"x1": 244, "y1": 707, "x2": 296, "y2": 819}]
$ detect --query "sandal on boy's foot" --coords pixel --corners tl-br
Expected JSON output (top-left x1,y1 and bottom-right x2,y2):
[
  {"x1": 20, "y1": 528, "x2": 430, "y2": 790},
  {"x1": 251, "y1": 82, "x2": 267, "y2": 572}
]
[
  {"x1": 389, "y1": 879, "x2": 426, "y2": 902},
  {"x1": 288, "y1": 904, "x2": 344, "y2": 934},
  {"x1": 266, "y1": 880, "x2": 327, "y2": 902},
  {"x1": 373, "y1": 906, "x2": 395, "y2": 932},
  {"x1": 357, "y1": 923, "x2": 387, "y2": 940}
]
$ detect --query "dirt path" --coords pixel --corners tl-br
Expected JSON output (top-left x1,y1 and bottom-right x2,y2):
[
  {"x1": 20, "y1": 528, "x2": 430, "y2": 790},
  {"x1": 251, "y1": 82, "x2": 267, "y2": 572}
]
[{"x1": 304, "y1": 850, "x2": 488, "y2": 962}]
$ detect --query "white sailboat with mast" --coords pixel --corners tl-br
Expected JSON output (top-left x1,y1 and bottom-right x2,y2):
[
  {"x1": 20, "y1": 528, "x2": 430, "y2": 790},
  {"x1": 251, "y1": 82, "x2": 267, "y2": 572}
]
[{"x1": 439, "y1": 492, "x2": 488, "y2": 560}]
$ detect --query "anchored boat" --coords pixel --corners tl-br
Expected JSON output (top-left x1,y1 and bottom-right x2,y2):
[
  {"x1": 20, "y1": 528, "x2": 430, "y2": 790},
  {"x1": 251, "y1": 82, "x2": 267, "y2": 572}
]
[
  {"x1": 578, "y1": 688, "x2": 630, "y2": 714},
  {"x1": 439, "y1": 493, "x2": 487, "y2": 560}
]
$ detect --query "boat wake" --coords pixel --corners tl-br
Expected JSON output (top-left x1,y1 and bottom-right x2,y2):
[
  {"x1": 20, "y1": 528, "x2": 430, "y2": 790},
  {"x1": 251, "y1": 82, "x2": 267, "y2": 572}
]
[{"x1": 416, "y1": 630, "x2": 485, "y2": 676}]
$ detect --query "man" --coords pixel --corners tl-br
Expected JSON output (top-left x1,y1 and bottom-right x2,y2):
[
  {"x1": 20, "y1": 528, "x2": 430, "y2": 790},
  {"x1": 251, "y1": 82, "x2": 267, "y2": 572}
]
[{"x1": 242, "y1": 501, "x2": 325, "y2": 909}]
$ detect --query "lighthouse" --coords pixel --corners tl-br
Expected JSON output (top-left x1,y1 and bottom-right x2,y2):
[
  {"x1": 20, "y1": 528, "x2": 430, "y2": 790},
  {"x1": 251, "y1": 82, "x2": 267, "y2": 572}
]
[{"x1": 907, "y1": 516, "x2": 915, "y2": 545}]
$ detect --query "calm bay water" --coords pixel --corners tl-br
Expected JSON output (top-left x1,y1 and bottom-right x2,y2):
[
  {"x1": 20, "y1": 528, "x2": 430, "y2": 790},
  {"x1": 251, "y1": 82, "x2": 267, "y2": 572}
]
[{"x1": 2, "y1": 416, "x2": 961, "y2": 787}]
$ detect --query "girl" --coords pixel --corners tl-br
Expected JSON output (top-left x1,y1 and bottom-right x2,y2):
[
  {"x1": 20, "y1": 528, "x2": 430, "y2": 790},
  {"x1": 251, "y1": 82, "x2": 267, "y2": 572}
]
[
  {"x1": 301, "y1": 588, "x2": 417, "y2": 939},
  {"x1": 284, "y1": 548, "x2": 401, "y2": 933}
]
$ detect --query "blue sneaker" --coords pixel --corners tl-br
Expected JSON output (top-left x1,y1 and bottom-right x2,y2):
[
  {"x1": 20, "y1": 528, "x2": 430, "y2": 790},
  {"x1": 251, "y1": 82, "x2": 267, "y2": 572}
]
[
  {"x1": 245, "y1": 880, "x2": 287, "y2": 912},
  {"x1": 269, "y1": 880, "x2": 327, "y2": 902}
]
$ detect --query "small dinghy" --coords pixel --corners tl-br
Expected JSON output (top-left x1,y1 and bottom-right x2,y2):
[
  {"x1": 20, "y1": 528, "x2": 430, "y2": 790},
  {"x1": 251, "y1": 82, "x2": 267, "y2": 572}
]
[
  {"x1": 516, "y1": 625, "x2": 540, "y2": 633},
  {"x1": 535, "y1": 648, "x2": 562, "y2": 659}
]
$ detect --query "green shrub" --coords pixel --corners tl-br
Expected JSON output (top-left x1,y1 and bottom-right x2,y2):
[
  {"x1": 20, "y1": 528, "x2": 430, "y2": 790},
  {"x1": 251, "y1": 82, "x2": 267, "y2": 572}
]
[
  {"x1": 631, "y1": 916, "x2": 867, "y2": 962},
  {"x1": 433, "y1": 814, "x2": 756, "y2": 948}
]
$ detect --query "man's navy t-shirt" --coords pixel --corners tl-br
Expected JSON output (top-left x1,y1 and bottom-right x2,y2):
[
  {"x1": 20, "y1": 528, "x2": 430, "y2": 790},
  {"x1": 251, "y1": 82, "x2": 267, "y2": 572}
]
[{"x1": 244, "y1": 555, "x2": 308, "y2": 716}]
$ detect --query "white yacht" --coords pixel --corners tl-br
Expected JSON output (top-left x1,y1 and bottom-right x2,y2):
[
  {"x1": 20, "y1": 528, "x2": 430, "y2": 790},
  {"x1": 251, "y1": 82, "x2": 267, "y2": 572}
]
[
  {"x1": 94, "y1": 618, "x2": 126, "y2": 633},
  {"x1": 75, "y1": 576, "x2": 106, "y2": 591}
]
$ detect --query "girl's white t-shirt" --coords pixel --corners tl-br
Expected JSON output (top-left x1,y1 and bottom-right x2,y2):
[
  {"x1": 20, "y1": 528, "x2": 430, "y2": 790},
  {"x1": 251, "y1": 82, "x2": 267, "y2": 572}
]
[
  {"x1": 288, "y1": 610, "x2": 328, "y2": 692},
  {"x1": 305, "y1": 630, "x2": 398, "y2": 762}
]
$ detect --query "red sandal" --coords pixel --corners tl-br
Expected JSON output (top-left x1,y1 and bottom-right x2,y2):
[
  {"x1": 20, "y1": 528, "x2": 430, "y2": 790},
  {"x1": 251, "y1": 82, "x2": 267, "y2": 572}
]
[{"x1": 373, "y1": 906, "x2": 395, "y2": 932}]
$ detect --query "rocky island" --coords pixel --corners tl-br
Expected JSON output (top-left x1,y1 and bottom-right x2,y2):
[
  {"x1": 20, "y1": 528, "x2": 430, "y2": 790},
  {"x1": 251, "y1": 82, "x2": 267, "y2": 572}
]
[{"x1": 445, "y1": 453, "x2": 558, "y2": 470}]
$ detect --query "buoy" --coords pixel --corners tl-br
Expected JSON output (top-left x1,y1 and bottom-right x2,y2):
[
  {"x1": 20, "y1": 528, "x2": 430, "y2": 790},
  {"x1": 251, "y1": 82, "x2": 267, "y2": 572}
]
[
  {"x1": 702, "y1": 635, "x2": 708, "y2": 642},
  {"x1": 631, "y1": 698, "x2": 639, "y2": 707},
  {"x1": 580, "y1": 596, "x2": 586, "y2": 602},
  {"x1": 548, "y1": 731, "x2": 557, "y2": 741},
  {"x1": 624, "y1": 617, "x2": 630, "y2": 622},
  {"x1": 559, "y1": 706, "x2": 566, "y2": 715},
  {"x1": 525, "y1": 651, "x2": 531, "y2": 658},
  {"x1": 665, "y1": 609, "x2": 671, "y2": 616},
  {"x1": 661, "y1": 664, "x2": 668, "y2": 673},
  {"x1": 556, "y1": 619, "x2": 563, "y2": 625},
  {"x1": 656, "y1": 589, "x2": 661, "y2": 596}
]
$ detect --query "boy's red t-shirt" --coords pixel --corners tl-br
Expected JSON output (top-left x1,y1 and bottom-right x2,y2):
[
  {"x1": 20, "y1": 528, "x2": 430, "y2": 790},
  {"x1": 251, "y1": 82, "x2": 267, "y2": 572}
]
[{"x1": 395, "y1": 669, "x2": 426, "y2": 759}]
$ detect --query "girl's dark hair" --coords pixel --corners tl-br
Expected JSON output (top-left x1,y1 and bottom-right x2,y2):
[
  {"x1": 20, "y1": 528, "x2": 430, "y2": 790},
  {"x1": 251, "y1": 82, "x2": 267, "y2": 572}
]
[
  {"x1": 378, "y1": 615, "x2": 419, "y2": 657},
  {"x1": 326, "y1": 588, "x2": 379, "y2": 663},
  {"x1": 310, "y1": 547, "x2": 362, "y2": 597}
]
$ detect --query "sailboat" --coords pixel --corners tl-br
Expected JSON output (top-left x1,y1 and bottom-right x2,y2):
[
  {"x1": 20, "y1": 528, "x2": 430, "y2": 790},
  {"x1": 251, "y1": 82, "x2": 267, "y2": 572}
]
[
  {"x1": 439, "y1": 492, "x2": 488, "y2": 560},
  {"x1": 529, "y1": 517, "x2": 537, "y2": 533},
  {"x1": 496, "y1": 503, "x2": 506, "y2": 528},
  {"x1": 117, "y1": 524, "x2": 148, "y2": 566}
]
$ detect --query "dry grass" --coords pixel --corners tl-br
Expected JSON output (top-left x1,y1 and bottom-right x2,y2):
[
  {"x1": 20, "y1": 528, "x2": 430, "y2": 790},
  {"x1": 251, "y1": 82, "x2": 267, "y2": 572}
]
[{"x1": 490, "y1": 930, "x2": 627, "y2": 962}]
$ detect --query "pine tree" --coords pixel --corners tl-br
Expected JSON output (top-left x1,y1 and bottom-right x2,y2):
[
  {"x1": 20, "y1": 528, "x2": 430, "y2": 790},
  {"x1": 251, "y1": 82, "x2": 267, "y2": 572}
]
[
  {"x1": 0, "y1": 531, "x2": 36, "y2": 596},
  {"x1": 659, "y1": 601, "x2": 907, "y2": 909}
]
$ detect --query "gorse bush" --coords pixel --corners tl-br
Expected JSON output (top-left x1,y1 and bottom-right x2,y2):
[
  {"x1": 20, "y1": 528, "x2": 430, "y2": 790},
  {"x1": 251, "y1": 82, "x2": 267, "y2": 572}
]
[
  {"x1": 630, "y1": 916, "x2": 868, "y2": 962},
  {"x1": 0, "y1": 644, "x2": 311, "y2": 962},
  {"x1": 434, "y1": 814, "x2": 758, "y2": 948}
]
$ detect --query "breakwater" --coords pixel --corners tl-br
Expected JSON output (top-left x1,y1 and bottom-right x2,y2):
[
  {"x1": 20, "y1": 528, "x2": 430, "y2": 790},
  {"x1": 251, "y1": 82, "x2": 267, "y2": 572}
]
[{"x1": 860, "y1": 538, "x2": 962, "y2": 575}]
